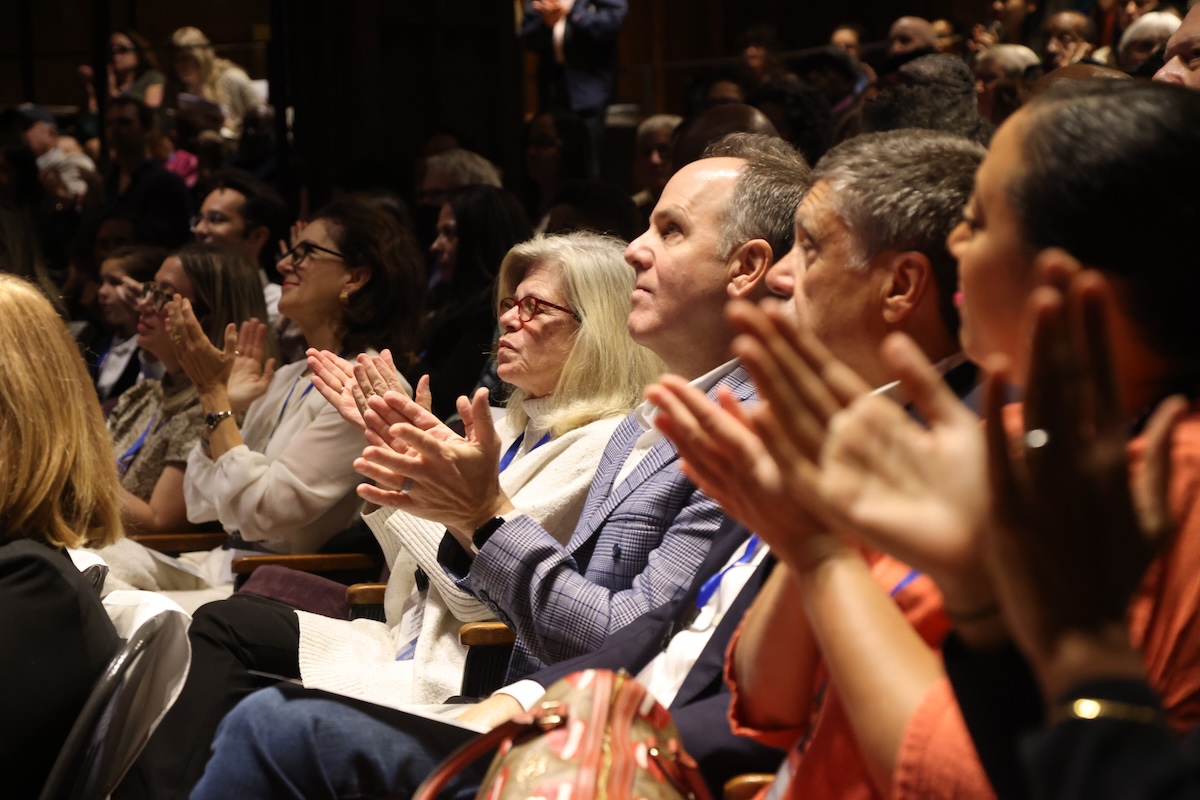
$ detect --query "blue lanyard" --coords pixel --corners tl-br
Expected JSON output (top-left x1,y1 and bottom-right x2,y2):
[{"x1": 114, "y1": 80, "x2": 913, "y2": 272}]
[
  {"x1": 498, "y1": 432, "x2": 551, "y2": 473},
  {"x1": 116, "y1": 413, "x2": 158, "y2": 476},
  {"x1": 275, "y1": 375, "x2": 315, "y2": 428},
  {"x1": 889, "y1": 568, "x2": 921, "y2": 597},
  {"x1": 694, "y1": 534, "x2": 761, "y2": 610}
]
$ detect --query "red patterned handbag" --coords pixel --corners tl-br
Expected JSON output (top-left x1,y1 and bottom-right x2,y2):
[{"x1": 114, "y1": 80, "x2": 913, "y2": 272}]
[{"x1": 413, "y1": 669, "x2": 714, "y2": 800}]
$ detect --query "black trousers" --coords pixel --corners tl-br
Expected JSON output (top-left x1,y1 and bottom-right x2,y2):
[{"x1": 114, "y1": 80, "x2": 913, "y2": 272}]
[{"x1": 114, "y1": 592, "x2": 302, "y2": 800}]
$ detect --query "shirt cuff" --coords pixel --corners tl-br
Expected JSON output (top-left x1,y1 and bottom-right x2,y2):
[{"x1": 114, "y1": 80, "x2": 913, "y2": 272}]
[{"x1": 495, "y1": 679, "x2": 546, "y2": 712}]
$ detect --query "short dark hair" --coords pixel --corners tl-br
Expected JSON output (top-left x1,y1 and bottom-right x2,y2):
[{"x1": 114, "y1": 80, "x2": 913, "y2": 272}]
[
  {"x1": 108, "y1": 95, "x2": 153, "y2": 131},
  {"x1": 1014, "y1": 79, "x2": 1200, "y2": 372},
  {"x1": 209, "y1": 168, "x2": 289, "y2": 266},
  {"x1": 312, "y1": 198, "x2": 426, "y2": 365},
  {"x1": 863, "y1": 54, "x2": 994, "y2": 145}
]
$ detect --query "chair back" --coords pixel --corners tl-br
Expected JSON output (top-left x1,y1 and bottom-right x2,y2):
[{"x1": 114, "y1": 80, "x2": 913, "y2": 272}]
[{"x1": 38, "y1": 610, "x2": 190, "y2": 800}]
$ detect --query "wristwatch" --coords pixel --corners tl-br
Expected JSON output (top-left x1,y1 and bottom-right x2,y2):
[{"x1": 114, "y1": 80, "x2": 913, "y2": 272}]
[
  {"x1": 471, "y1": 516, "x2": 507, "y2": 550},
  {"x1": 205, "y1": 410, "x2": 235, "y2": 430}
]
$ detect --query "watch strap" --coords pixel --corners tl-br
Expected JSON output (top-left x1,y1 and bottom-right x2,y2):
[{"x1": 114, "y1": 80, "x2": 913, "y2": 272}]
[
  {"x1": 472, "y1": 516, "x2": 507, "y2": 550},
  {"x1": 205, "y1": 410, "x2": 235, "y2": 430}
]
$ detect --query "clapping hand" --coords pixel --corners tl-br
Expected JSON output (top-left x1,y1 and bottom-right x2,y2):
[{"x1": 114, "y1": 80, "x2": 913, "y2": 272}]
[
  {"x1": 354, "y1": 388, "x2": 512, "y2": 539},
  {"x1": 164, "y1": 296, "x2": 236, "y2": 393},
  {"x1": 309, "y1": 349, "x2": 424, "y2": 437},
  {"x1": 983, "y1": 267, "x2": 1185, "y2": 682},
  {"x1": 225, "y1": 319, "x2": 276, "y2": 413}
]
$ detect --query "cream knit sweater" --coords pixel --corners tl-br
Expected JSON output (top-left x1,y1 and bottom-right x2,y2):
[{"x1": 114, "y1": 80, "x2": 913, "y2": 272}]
[{"x1": 295, "y1": 398, "x2": 623, "y2": 707}]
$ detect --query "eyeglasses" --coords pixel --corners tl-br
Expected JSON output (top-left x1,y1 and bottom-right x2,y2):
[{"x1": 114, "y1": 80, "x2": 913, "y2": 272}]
[
  {"x1": 280, "y1": 240, "x2": 346, "y2": 269},
  {"x1": 110, "y1": 45, "x2": 133, "y2": 55},
  {"x1": 498, "y1": 295, "x2": 579, "y2": 323},
  {"x1": 137, "y1": 281, "x2": 175, "y2": 312}
]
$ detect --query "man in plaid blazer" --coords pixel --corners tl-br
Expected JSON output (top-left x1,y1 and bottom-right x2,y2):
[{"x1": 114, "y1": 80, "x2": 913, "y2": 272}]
[{"x1": 429, "y1": 138, "x2": 811, "y2": 679}]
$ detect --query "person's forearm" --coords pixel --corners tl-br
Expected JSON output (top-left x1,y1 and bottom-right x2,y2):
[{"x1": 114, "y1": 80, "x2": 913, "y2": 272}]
[
  {"x1": 801, "y1": 550, "x2": 945, "y2": 798},
  {"x1": 120, "y1": 485, "x2": 193, "y2": 535},
  {"x1": 199, "y1": 386, "x2": 245, "y2": 460},
  {"x1": 729, "y1": 564, "x2": 821, "y2": 730}
]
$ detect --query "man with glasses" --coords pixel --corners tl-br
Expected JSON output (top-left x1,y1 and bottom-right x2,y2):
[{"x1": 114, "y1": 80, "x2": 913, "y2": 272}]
[{"x1": 192, "y1": 168, "x2": 289, "y2": 323}]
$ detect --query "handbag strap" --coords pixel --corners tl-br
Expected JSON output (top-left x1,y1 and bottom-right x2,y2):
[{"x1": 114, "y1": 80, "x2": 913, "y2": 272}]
[{"x1": 412, "y1": 705, "x2": 567, "y2": 800}]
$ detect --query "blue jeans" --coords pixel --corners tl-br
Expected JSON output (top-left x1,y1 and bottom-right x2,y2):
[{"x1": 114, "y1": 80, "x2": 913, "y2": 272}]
[{"x1": 190, "y1": 685, "x2": 488, "y2": 800}]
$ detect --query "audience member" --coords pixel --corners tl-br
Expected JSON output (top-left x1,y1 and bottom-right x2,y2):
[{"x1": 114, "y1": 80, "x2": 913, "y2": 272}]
[
  {"x1": 103, "y1": 95, "x2": 193, "y2": 247},
  {"x1": 93, "y1": 244, "x2": 166, "y2": 404},
  {"x1": 1042, "y1": 11, "x2": 1098, "y2": 69},
  {"x1": 100, "y1": 244, "x2": 269, "y2": 539},
  {"x1": 888, "y1": 16, "x2": 940, "y2": 57},
  {"x1": 0, "y1": 198, "x2": 62, "y2": 315},
  {"x1": 862, "y1": 54, "x2": 995, "y2": 145},
  {"x1": 520, "y1": 0, "x2": 627, "y2": 166},
  {"x1": 95, "y1": 199, "x2": 424, "y2": 615},
  {"x1": 191, "y1": 168, "x2": 289, "y2": 320},
  {"x1": 831, "y1": 23, "x2": 865, "y2": 60},
  {"x1": 523, "y1": 108, "x2": 593, "y2": 227},
  {"x1": 750, "y1": 78, "x2": 832, "y2": 163},
  {"x1": 1118, "y1": 11, "x2": 1182, "y2": 71},
  {"x1": 544, "y1": 179, "x2": 645, "y2": 241},
  {"x1": 737, "y1": 24, "x2": 798, "y2": 85},
  {"x1": 932, "y1": 18, "x2": 967, "y2": 55},
  {"x1": 410, "y1": 185, "x2": 531, "y2": 419},
  {"x1": 168, "y1": 26, "x2": 262, "y2": 137},
  {"x1": 0, "y1": 272, "x2": 123, "y2": 798},
  {"x1": 186, "y1": 134, "x2": 809, "y2": 800},
  {"x1": 80, "y1": 30, "x2": 165, "y2": 112},
  {"x1": 1154, "y1": 2, "x2": 1200, "y2": 86},
  {"x1": 973, "y1": 44, "x2": 1040, "y2": 123},
  {"x1": 669, "y1": 103, "x2": 780, "y2": 173},
  {"x1": 630, "y1": 113, "x2": 680, "y2": 218},
  {"x1": 19, "y1": 105, "x2": 96, "y2": 205}
]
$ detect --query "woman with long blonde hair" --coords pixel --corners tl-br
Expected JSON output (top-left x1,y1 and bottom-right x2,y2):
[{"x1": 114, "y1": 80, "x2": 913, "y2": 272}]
[{"x1": 0, "y1": 273, "x2": 124, "y2": 796}]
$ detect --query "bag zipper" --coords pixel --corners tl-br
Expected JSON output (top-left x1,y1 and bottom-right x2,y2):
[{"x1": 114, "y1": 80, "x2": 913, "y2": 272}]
[{"x1": 597, "y1": 669, "x2": 627, "y2": 799}]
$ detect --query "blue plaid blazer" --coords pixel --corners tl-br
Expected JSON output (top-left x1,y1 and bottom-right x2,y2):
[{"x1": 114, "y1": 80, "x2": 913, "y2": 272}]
[{"x1": 440, "y1": 364, "x2": 756, "y2": 680}]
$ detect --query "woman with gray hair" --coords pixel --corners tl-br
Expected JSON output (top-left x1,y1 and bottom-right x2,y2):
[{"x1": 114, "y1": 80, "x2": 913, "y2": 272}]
[{"x1": 301, "y1": 230, "x2": 665, "y2": 705}]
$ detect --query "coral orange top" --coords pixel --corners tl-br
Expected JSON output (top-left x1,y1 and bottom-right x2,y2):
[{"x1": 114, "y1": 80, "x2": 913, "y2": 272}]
[{"x1": 725, "y1": 404, "x2": 1200, "y2": 799}]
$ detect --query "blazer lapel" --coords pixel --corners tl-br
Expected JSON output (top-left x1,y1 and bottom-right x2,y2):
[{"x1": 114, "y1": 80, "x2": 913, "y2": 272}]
[{"x1": 569, "y1": 365, "x2": 755, "y2": 554}]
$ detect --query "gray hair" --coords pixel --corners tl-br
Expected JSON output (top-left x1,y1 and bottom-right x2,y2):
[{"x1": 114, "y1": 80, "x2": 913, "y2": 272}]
[
  {"x1": 703, "y1": 132, "x2": 812, "y2": 261},
  {"x1": 497, "y1": 232, "x2": 665, "y2": 437},
  {"x1": 1119, "y1": 11, "x2": 1181, "y2": 58},
  {"x1": 424, "y1": 148, "x2": 502, "y2": 188},
  {"x1": 815, "y1": 129, "x2": 985, "y2": 332},
  {"x1": 974, "y1": 44, "x2": 1040, "y2": 79},
  {"x1": 636, "y1": 114, "x2": 683, "y2": 144}
]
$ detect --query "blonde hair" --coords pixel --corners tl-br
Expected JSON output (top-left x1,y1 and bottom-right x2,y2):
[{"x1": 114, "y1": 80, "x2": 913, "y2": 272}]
[
  {"x1": 171, "y1": 26, "x2": 235, "y2": 102},
  {"x1": 0, "y1": 275, "x2": 123, "y2": 549},
  {"x1": 497, "y1": 232, "x2": 665, "y2": 437}
]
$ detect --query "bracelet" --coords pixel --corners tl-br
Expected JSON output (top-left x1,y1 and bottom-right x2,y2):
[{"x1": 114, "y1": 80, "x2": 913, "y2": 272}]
[
  {"x1": 945, "y1": 603, "x2": 1001, "y2": 624},
  {"x1": 1051, "y1": 697, "x2": 1170, "y2": 727}
]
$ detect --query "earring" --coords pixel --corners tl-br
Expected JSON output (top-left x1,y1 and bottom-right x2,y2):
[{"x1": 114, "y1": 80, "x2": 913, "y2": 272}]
[{"x1": 339, "y1": 289, "x2": 350, "y2": 306}]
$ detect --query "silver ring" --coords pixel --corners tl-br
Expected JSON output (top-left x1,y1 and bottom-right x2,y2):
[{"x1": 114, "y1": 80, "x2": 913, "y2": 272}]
[
  {"x1": 400, "y1": 477, "x2": 413, "y2": 495},
  {"x1": 1023, "y1": 429, "x2": 1050, "y2": 449}
]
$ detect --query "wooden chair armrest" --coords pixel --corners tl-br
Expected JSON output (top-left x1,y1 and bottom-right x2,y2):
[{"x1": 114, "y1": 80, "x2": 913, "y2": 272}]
[
  {"x1": 130, "y1": 532, "x2": 229, "y2": 554},
  {"x1": 723, "y1": 773, "x2": 774, "y2": 800},
  {"x1": 346, "y1": 582, "x2": 387, "y2": 605},
  {"x1": 231, "y1": 553, "x2": 380, "y2": 576},
  {"x1": 459, "y1": 621, "x2": 516, "y2": 647}
]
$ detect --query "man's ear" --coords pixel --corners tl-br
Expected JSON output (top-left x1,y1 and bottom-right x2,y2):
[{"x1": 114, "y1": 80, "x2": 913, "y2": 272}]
[
  {"x1": 246, "y1": 225, "x2": 271, "y2": 258},
  {"x1": 880, "y1": 250, "x2": 932, "y2": 324},
  {"x1": 725, "y1": 238, "x2": 774, "y2": 300}
]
